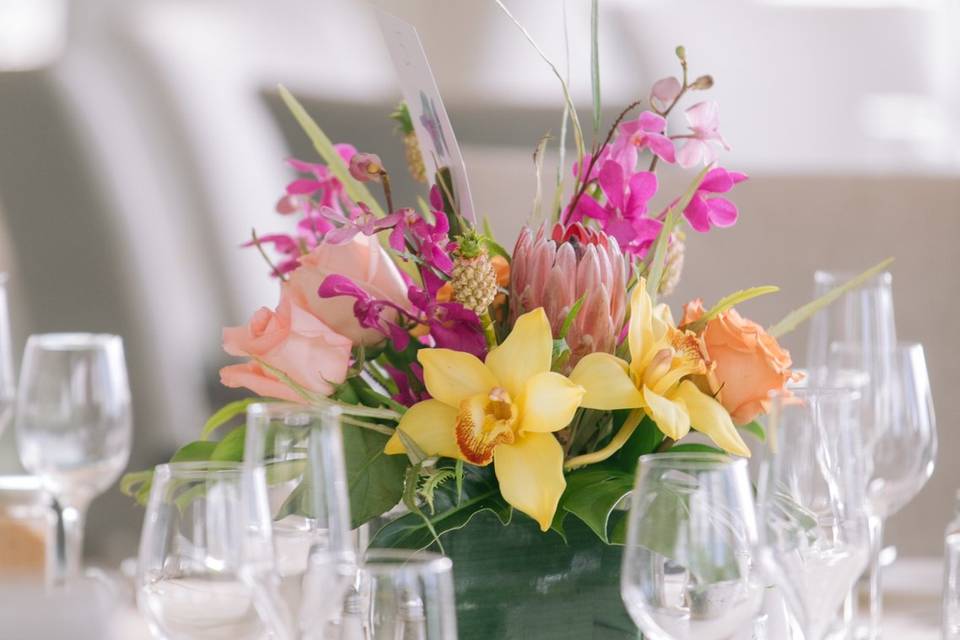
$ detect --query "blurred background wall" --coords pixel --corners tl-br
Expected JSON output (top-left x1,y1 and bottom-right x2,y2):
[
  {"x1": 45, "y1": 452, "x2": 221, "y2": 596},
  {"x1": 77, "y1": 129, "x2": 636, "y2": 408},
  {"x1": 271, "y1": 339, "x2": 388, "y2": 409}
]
[{"x1": 0, "y1": 0, "x2": 957, "y2": 563}]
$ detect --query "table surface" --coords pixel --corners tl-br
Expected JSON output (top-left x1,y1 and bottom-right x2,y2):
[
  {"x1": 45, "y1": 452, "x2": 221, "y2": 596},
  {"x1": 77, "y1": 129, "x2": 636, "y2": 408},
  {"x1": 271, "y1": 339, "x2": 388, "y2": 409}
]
[{"x1": 112, "y1": 558, "x2": 945, "y2": 639}]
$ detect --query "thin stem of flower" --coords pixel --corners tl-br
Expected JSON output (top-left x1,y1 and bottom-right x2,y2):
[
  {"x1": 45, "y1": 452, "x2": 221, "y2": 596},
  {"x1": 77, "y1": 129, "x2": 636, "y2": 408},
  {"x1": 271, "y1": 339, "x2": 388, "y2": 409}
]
[
  {"x1": 379, "y1": 170, "x2": 395, "y2": 214},
  {"x1": 655, "y1": 436, "x2": 675, "y2": 453},
  {"x1": 340, "y1": 415, "x2": 395, "y2": 436},
  {"x1": 564, "y1": 409, "x2": 644, "y2": 470},
  {"x1": 480, "y1": 309, "x2": 498, "y2": 349},
  {"x1": 565, "y1": 99, "x2": 642, "y2": 222},
  {"x1": 250, "y1": 228, "x2": 287, "y2": 281}
]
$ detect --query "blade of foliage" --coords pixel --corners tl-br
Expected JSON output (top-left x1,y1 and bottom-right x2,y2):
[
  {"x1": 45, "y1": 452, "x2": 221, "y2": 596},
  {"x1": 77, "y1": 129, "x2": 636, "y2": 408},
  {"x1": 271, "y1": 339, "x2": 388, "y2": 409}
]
[
  {"x1": 342, "y1": 425, "x2": 408, "y2": 528},
  {"x1": 590, "y1": 0, "x2": 601, "y2": 135},
  {"x1": 740, "y1": 420, "x2": 765, "y2": 443},
  {"x1": 667, "y1": 443, "x2": 726, "y2": 455},
  {"x1": 120, "y1": 470, "x2": 154, "y2": 506},
  {"x1": 767, "y1": 257, "x2": 894, "y2": 338},
  {"x1": 612, "y1": 413, "x2": 662, "y2": 473},
  {"x1": 396, "y1": 427, "x2": 428, "y2": 465},
  {"x1": 172, "y1": 440, "x2": 219, "y2": 462},
  {"x1": 278, "y1": 86, "x2": 382, "y2": 217},
  {"x1": 560, "y1": 465, "x2": 633, "y2": 543},
  {"x1": 201, "y1": 398, "x2": 265, "y2": 441},
  {"x1": 210, "y1": 426, "x2": 246, "y2": 461},
  {"x1": 370, "y1": 464, "x2": 511, "y2": 550},
  {"x1": 558, "y1": 295, "x2": 586, "y2": 340},
  {"x1": 403, "y1": 464, "x2": 445, "y2": 553},
  {"x1": 493, "y1": 0, "x2": 586, "y2": 169},
  {"x1": 647, "y1": 164, "x2": 710, "y2": 301},
  {"x1": 684, "y1": 286, "x2": 780, "y2": 334},
  {"x1": 531, "y1": 132, "x2": 550, "y2": 224}
]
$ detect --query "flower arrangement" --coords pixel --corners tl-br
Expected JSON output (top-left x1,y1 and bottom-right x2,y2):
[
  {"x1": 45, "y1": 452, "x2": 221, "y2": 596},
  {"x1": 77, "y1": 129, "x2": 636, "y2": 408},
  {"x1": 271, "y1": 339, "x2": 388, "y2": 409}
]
[{"x1": 123, "y1": 42, "x2": 886, "y2": 549}]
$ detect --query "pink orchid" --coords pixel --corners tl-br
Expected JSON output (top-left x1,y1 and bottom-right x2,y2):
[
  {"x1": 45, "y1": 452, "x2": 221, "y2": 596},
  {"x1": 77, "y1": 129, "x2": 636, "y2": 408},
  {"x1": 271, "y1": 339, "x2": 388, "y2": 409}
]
[
  {"x1": 319, "y1": 203, "x2": 401, "y2": 245},
  {"x1": 682, "y1": 167, "x2": 747, "y2": 232},
  {"x1": 677, "y1": 101, "x2": 730, "y2": 168},
  {"x1": 348, "y1": 152, "x2": 384, "y2": 183},
  {"x1": 615, "y1": 111, "x2": 676, "y2": 165},
  {"x1": 570, "y1": 160, "x2": 662, "y2": 256},
  {"x1": 650, "y1": 76, "x2": 682, "y2": 112}
]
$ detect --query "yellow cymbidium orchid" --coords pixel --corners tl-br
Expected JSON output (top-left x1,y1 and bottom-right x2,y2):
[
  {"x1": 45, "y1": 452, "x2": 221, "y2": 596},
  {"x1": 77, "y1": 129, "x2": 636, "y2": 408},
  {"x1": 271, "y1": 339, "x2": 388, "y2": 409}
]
[
  {"x1": 384, "y1": 308, "x2": 585, "y2": 531},
  {"x1": 568, "y1": 278, "x2": 749, "y2": 466}
]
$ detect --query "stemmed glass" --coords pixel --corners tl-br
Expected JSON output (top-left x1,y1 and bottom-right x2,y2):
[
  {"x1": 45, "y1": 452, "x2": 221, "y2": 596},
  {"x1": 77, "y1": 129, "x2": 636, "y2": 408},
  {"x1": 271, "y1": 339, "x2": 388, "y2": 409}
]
[
  {"x1": 620, "y1": 452, "x2": 763, "y2": 640},
  {"x1": 754, "y1": 388, "x2": 871, "y2": 640},
  {"x1": 136, "y1": 461, "x2": 286, "y2": 640},
  {"x1": 0, "y1": 275, "x2": 15, "y2": 437},
  {"x1": 336, "y1": 549, "x2": 458, "y2": 640},
  {"x1": 243, "y1": 402, "x2": 356, "y2": 637},
  {"x1": 14, "y1": 333, "x2": 132, "y2": 581}
]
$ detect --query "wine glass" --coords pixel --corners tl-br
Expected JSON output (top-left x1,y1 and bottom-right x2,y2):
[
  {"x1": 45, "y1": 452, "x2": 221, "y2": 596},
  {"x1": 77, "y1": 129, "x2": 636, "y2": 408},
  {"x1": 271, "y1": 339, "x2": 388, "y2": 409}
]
[
  {"x1": 14, "y1": 333, "x2": 132, "y2": 581},
  {"x1": 0, "y1": 275, "x2": 15, "y2": 437},
  {"x1": 337, "y1": 549, "x2": 457, "y2": 640},
  {"x1": 620, "y1": 452, "x2": 763, "y2": 640},
  {"x1": 243, "y1": 402, "x2": 356, "y2": 637},
  {"x1": 755, "y1": 388, "x2": 871, "y2": 640},
  {"x1": 136, "y1": 461, "x2": 286, "y2": 640}
]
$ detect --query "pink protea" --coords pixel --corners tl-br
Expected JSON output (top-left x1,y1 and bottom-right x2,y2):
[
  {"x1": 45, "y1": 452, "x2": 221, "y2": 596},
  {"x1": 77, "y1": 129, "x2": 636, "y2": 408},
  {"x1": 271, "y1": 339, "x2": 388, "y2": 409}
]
[{"x1": 510, "y1": 223, "x2": 628, "y2": 371}]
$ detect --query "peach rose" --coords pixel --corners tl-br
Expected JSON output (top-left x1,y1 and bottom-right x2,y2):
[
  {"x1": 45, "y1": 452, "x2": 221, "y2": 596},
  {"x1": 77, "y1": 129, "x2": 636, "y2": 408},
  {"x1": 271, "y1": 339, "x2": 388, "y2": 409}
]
[
  {"x1": 220, "y1": 284, "x2": 352, "y2": 400},
  {"x1": 288, "y1": 234, "x2": 409, "y2": 346},
  {"x1": 682, "y1": 299, "x2": 800, "y2": 425}
]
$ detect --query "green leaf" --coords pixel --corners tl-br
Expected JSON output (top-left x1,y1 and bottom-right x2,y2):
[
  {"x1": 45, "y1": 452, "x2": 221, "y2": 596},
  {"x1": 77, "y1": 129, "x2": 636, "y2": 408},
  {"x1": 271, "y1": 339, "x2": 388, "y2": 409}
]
[
  {"x1": 684, "y1": 286, "x2": 780, "y2": 334},
  {"x1": 120, "y1": 470, "x2": 154, "y2": 506},
  {"x1": 200, "y1": 398, "x2": 264, "y2": 441},
  {"x1": 740, "y1": 420, "x2": 765, "y2": 443},
  {"x1": 277, "y1": 86, "x2": 383, "y2": 218},
  {"x1": 210, "y1": 427, "x2": 245, "y2": 461},
  {"x1": 531, "y1": 131, "x2": 551, "y2": 224},
  {"x1": 558, "y1": 295, "x2": 586, "y2": 340},
  {"x1": 171, "y1": 440, "x2": 219, "y2": 462},
  {"x1": 767, "y1": 257, "x2": 894, "y2": 338},
  {"x1": 370, "y1": 464, "x2": 511, "y2": 550},
  {"x1": 343, "y1": 425, "x2": 408, "y2": 528},
  {"x1": 396, "y1": 427, "x2": 428, "y2": 465},
  {"x1": 560, "y1": 466, "x2": 633, "y2": 543},
  {"x1": 612, "y1": 413, "x2": 662, "y2": 473},
  {"x1": 667, "y1": 443, "x2": 726, "y2": 455},
  {"x1": 590, "y1": 0, "x2": 601, "y2": 135},
  {"x1": 646, "y1": 165, "x2": 711, "y2": 301}
]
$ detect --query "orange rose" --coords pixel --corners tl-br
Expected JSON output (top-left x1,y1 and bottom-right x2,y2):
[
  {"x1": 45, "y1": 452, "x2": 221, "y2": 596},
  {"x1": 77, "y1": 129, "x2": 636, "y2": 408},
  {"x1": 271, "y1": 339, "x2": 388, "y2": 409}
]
[
  {"x1": 682, "y1": 299, "x2": 800, "y2": 425},
  {"x1": 220, "y1": 284, "x2": 352, "y2": 401}
]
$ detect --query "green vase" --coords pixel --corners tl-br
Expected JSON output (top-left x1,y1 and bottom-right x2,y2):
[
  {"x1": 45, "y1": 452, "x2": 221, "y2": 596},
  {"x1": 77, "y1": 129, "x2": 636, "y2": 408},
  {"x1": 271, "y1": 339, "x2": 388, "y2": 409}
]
[{"x1": 438, "y1": 511, "x2": 640, "y2": 639}]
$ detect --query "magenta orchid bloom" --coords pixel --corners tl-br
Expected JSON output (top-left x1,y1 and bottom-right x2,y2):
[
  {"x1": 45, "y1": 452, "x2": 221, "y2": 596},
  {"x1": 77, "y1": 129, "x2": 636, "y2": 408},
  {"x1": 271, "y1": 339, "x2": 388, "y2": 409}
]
[
  {"x1": 615, "y1": 111, "x2": 676, "y2": 165},
  {"x1": 650, "y1": 76, "x2": 682, "y2": 112},
  {"x1": 682, "y1": 167, "x2": 747, "y2": 232},
  {"x1": 389, "y1": 189, "x2": 455, "y2": 275},
  {"x1": 677, "y1": 101, "x2": 730, "y2": 168},
  {"x1": 282, "y1": 146, "x2": 356, "y2": 210},
  {"x1": 319, "y1": 203, "x2": 401, "y2": 245},
  {"x1": 570, "y1": 160, "x2": 662, "y2": 257}
]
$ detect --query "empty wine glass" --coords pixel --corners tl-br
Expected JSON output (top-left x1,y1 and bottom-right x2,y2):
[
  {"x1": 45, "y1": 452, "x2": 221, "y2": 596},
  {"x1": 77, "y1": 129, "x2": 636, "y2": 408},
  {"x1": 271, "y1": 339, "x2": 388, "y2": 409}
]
[
  {"x1": 620, "y1": 452, "x2": 763, "y2": 640},
  {"x1": 136, "y1": 461, "x2": 286, "y2": 640},
  {"x1": 336, "y1": 549, "x2": 457, "y2": 640},
  {"x1": 0, "y1": 275, "x2": 15, "y2": 437},
  {"x1": 244, "y1": 402, "x2": 356, "y2": 637},
  {"x1": 15, "y1": 333, "x2": 132, "y2": 581},
  {"x1": 755, "y1": 388, "x2": 871, "y2": 640}
]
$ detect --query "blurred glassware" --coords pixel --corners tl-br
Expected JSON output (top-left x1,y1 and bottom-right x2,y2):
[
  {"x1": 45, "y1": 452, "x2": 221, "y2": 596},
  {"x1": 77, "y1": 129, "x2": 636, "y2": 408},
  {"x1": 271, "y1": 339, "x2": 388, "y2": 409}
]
[
  {"x1": 755, "y1": 388, "x2": 871, "y2": 640},
  {"x1": 14, "y1": 333, "x2": 132, "y2": 582},
  {"x1": 943, "y1": 490, "x2": 960, "y2": 640},
  {"x1": 620, "y1": 452, "x2": 763, "y2": 640},
  {"x1": 136, "y1": 461, "x2": 285, "y2": 640},
  {"x1": 0, "y1": 275, "x2": 15, "y2": 438},
  {"x1": 244, "y1": 402, "x2": 355, "y2": 637},
  {"x1": 335, "y1": 549, "x2": 457, "y2": 640},
  {"x1": 0, "y1": 475, "x2": 57, "y2": 582}
]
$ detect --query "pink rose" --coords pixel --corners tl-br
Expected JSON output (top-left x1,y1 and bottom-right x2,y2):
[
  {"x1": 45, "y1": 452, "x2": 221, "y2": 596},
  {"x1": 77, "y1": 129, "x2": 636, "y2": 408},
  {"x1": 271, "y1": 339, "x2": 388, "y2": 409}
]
[
  {"x1": 288, "y1": 234, "x2": 410, "y2": 346},
  {"x1": 220, "y1": 284, "x2": 352, "y2": 400}
]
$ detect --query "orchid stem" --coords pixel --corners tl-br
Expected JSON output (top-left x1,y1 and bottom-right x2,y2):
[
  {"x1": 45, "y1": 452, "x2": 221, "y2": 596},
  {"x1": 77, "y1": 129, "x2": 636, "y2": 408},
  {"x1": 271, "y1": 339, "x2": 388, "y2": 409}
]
[
  {"x1": 480, "y1": 310, "x2": 498, "y2": 349},
  {"x1": 380, "y1": 170, "x2": 395, "y2": 214},
  {"x1": 250, "y1": 228, "x2": 287, "y2": 281}
]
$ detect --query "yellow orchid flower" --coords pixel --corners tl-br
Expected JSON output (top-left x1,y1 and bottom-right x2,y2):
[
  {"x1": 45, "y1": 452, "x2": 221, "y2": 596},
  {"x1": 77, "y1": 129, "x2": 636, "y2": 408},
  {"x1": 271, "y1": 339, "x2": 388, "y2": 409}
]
[
  {"x1": 567, "y1": 278, "x2": 749, "y2": 468},
  {"x1": 385, "y1": 308, "x2": 585, "y2": 531}
]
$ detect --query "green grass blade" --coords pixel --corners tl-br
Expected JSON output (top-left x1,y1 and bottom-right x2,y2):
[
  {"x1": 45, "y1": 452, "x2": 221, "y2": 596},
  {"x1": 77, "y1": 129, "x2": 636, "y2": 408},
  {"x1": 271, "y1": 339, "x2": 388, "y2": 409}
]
[
  {"x1": 684, "y1": 286, "x2": 780, "y2": 334},
  {"x1": 646, "y1": 165, "x2": 710, "y2": 301},
  {"x1": 767, "y1": 257, "x2": 895, "y2": 338},
  {"x1": 590, "y1": 0, "x2": 601, "y2": 136}
]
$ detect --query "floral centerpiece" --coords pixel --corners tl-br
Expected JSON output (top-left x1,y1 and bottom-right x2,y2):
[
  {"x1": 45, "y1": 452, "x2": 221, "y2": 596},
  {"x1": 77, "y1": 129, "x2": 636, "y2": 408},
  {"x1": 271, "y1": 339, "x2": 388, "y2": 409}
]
[{"x1": 123, "y1": 24, "x2": 887, "y2": 639}]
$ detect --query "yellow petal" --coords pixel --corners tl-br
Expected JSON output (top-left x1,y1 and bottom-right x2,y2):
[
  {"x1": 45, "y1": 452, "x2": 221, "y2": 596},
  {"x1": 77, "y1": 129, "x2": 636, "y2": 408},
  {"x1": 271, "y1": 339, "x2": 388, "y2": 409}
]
[
  {"x1": 384, "y1": 400, "x2": 461, "y2": 459},
  {"x1": 485, "y1": 308, "x2": 552, "y2": 398},
  {"x1": 673, "y1": 380, "x2": 751, "y2": 457},
  {"x1": 418, "y1": 349, "x2": 497, "y2": 408},
  {"x1": 493, "y1": 432, "x2": 566, "y2": 532},
  {"x1": 519, "y1": 372, "x2": 584, "y2": 433},
  {"x1": 454, "y1": 392, "x2": 516, "y2": 465},
  {"x1": 643, "y1": 385, "x2": 691, "y2": 441},
  {"x1": 569, "y1": 353, "x2": 644, "y2": 410},
  {"x1": 628, "y1": 279, "x2": 653, "y2": 365}
]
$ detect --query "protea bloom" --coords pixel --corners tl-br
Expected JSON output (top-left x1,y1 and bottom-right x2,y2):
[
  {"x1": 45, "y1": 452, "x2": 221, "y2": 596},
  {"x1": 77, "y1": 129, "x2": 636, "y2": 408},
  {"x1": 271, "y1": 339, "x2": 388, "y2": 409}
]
[{"x1": 510, "y1": 223, "x2": 628, "y2": 371}]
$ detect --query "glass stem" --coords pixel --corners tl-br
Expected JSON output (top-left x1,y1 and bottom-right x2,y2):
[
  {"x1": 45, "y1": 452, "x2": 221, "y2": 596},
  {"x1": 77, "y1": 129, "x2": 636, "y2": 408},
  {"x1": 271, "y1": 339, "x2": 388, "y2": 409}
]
[
  {"x1": 59, "y1": 500, "x2": 89, "y2": 583},
  {"x1": 866, "y1": 515, "x2": 885, "y2": 640}
]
